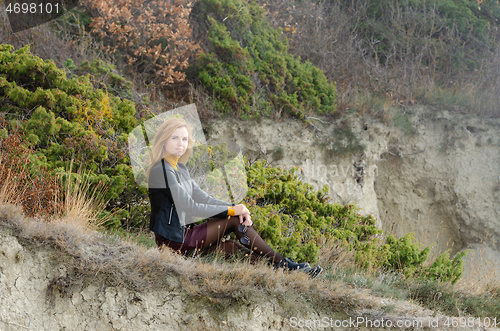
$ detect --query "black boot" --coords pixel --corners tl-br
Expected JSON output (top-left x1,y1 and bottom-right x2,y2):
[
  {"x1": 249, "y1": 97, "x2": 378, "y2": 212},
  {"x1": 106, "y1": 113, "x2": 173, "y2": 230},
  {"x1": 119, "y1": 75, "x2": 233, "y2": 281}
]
[
  {"x1": 274, "y1": 257, "x2": 311, "y2": 271},
  {"x1": 307, "y1": 265, "x2": 323, "y2": 279},
  {"x1": 274, "y1": 258, "x2": 323, "y2": 279}
]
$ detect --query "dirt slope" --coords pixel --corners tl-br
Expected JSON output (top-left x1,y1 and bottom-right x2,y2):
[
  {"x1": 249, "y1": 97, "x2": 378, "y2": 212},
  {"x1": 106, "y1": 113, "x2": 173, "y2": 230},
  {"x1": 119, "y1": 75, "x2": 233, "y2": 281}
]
[{"x1": 207, "y1": 106, "x2": 500, "y2": 280}]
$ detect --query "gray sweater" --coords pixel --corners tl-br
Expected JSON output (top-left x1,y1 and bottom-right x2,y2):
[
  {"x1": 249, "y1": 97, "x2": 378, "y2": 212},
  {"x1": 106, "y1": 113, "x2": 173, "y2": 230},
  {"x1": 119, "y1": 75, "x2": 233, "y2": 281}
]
[{"x1": 148, "y1": 158, "x2": 232, "y2": 243}]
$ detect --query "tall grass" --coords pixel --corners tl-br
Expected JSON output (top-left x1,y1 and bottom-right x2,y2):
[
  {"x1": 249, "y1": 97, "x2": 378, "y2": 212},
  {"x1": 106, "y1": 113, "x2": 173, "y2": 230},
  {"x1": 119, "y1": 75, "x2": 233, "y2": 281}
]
[
  {"x1": 416, "y1": 83, "x2": 500, "y2": 117},
  {"x1": 0, "y1": 127, "x2": 112, "y2": 231},
  {"x1": 0, "y1": 161, "x2": 28, "y2": 207},
  {"x1": 55, "y1": 160, "x2": 113, "y2": 232}
]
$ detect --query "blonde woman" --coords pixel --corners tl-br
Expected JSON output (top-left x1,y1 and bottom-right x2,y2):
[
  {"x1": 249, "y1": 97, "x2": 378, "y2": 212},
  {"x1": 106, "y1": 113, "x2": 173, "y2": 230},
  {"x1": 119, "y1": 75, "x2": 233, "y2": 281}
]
[{"x1": 147, "y1": 117, "x2": 322, "y2": 277}]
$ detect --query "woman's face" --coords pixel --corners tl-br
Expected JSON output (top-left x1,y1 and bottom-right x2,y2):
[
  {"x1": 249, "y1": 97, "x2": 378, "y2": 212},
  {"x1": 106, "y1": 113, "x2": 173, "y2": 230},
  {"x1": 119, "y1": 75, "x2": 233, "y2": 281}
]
[{"x1": 164, "y1": 127, "x2": 189, "y2": 157}]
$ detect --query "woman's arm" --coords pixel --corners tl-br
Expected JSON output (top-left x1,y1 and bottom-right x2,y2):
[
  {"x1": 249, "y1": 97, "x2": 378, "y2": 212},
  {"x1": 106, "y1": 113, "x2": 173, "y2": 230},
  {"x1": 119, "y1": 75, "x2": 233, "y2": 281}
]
[
  {"x1": 190, "y1": 179, "x2": 233, "y2": 206},
  {"x1": 183, "y1": 167, "x2": 252, "y2": 224},
  {"x1": 160, "y1": 165, "x2": 229, "y2": 219}
]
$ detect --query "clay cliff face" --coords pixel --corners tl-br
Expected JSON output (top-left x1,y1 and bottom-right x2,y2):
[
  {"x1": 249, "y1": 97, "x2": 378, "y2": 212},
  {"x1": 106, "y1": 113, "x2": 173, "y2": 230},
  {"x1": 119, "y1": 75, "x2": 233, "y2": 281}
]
[
  {"x1": 1, "y1": 205, "x2": 447, "y2": 331},
  {"x1": 207, "y1": 107, "x2": 500, "y2": 279}
]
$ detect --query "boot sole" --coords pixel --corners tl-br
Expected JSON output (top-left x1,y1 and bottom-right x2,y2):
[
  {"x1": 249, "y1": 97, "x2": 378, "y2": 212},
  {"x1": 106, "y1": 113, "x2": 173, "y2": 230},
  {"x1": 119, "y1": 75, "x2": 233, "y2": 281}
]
[{"x1": 308, "y1": 265, "x2": 323, "y2": 279}]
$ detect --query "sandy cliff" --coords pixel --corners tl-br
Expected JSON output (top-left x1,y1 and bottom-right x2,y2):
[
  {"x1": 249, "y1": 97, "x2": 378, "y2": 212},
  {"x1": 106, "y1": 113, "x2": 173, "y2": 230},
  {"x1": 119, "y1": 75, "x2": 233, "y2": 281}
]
[
  {"x1": 207, "y1": 107, "x2": 500, "y2": 280},
  {"x1": 2, "y1": 204, "x2": 463, "y2": 331}
]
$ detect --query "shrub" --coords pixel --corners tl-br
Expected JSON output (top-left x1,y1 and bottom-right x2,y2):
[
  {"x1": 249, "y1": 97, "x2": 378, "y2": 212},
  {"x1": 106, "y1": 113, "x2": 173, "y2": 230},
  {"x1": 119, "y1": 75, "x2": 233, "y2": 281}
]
[
  {"x1": 348, "y1": 0, "x2": 500, "y2": 72},
  {"x1": 0, "y1": 119, "x2": 63, "y2": 218},
  {"x1": 69, "y1": 59, "x2": 134, "y2": 101},
  {"x1": 245, "y1": 158, "x2": 379, "y2": 262},
  {"x1": 384, "y1": 233, "x2": 431, "y2": 277},
  {"x1": 424, "y1": 249, "x2": 467, "y2": 284},
  {"x1": 244, "y1": 158, "x2": 466, "y2": 282},
  {"x1": 82, "y1": 0, "x2": 200, "y2": 85},
  {"x1": 0, "y1": 44, "x2": 140, "y2": 227},
  {"x1": 190, "y1": 0, "x2": 337, "y2": 118}
]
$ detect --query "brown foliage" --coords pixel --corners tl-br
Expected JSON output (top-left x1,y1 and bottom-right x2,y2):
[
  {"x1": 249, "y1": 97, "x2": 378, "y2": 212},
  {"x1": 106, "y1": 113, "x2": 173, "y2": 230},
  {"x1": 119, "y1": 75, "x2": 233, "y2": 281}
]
[
  {"x1": 0, "y1": 119, "x2": 63, "y2": 218},
  {"x1": 259, "y1": 0, "x2": 500, "y2": 116},
  {"x1": 83, "y1": 0, "x2": 200, "y2": 85}
]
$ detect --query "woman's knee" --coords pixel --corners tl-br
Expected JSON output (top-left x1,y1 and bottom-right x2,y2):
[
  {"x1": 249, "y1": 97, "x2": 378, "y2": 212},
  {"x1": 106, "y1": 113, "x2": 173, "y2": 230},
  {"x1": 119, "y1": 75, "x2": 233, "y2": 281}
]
[
  {"x1": 216, "y1": 216, "x2": 240, "y2": 229},
  {"x1": 205, "y1": 216, "x2": 239, "y2": 237}
]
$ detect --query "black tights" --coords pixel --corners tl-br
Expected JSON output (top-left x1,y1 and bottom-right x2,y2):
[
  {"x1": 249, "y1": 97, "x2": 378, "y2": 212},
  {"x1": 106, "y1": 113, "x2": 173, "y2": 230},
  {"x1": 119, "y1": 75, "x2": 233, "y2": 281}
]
[{"x1": 203, "y1": 216, "x2": 284, "y2": 265}]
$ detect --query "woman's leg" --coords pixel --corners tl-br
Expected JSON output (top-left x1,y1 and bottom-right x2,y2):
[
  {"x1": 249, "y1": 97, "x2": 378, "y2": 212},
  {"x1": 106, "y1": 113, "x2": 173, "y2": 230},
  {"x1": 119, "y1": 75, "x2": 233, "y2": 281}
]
[
  {"x1": 202, "y1": 216, "x2": 284, "y2": 265},
  {"x1": 205, "y1": 240, "x2": 260, "y2": 262}
]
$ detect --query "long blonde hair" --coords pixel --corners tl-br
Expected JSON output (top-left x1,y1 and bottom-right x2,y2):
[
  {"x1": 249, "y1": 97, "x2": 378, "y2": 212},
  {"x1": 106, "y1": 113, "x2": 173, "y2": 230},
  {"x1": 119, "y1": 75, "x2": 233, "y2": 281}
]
[{"x1": 146, "y1": 118, "x2": 195, "y2": 178}]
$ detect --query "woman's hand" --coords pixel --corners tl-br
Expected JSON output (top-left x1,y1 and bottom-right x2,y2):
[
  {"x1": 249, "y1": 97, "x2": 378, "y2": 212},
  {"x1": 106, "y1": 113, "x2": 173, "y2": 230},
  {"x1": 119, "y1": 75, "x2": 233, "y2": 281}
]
[
  {"x1": 233, "y1": 204, "x2": 249, "y2": 216},
  {"x1": 239, "y1": 212, "x2": 252, "y2": 226},
  {"x1": 233, "y1": 204, "x2": 252, "y2": 226}
]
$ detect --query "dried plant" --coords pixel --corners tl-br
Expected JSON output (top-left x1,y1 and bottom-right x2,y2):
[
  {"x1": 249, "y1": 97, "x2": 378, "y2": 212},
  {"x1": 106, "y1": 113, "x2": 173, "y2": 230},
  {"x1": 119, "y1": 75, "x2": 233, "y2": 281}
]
[
  {"x1": 0, "y1": 119, "x2": 112, "y2": 230},
  {"x1": 0, "y1": 121, "x2": 63, "y2": 218},
  {"x1": 259, "y1": 0, "x2": 500, "y2": 117},
  {"x1": 82, "y1": 0, "x2": 200, "y2": 86},
  {"x1": 54, "y1": 159, "x2": 113, "y2": 232}
]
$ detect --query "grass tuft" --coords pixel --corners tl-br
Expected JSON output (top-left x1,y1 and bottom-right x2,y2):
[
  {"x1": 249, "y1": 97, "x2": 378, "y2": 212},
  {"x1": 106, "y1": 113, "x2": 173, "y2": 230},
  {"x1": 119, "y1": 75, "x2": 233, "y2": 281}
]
[{"x1": 54, "y1": 160, "x2": 113, "y2": 232}]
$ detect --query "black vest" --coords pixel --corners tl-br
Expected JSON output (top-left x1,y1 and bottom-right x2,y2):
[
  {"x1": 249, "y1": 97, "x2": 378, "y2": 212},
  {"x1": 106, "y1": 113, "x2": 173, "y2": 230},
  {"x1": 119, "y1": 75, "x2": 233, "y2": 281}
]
[{"x1": 148, "y1": 159, "x2": 233, "y2": 243}]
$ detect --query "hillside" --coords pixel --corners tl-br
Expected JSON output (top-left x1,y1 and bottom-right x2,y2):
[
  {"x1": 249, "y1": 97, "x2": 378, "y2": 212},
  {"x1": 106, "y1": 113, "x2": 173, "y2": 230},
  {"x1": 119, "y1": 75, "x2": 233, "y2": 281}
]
[
  {"x1": 1, "y1": 0, "x2": 500, "y2": 328},
  {"x1": 206, "y1": 106, "x2": 500, "y2": 282},
  {"x1": 0, "y1": 203, "x2": 492, "y2": 331}
]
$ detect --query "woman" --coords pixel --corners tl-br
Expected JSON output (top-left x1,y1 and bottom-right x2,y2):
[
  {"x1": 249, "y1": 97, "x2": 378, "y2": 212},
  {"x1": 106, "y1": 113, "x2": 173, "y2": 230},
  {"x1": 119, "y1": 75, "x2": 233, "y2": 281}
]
[{"x1": 147, "y1": 118, "x2": 322, "y2": 277}]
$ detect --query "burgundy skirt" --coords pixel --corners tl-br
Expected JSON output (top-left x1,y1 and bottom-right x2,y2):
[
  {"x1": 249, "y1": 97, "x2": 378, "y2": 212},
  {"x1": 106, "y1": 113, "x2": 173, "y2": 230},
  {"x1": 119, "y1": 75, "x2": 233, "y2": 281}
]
[{"x1": 155, "y1": 222, "x2": 207, "y2": 254}]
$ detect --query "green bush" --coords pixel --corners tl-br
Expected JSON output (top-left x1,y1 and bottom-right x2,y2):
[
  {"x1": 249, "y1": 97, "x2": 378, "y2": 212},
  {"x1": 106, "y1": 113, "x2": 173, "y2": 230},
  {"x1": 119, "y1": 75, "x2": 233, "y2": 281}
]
[
  {"x1": 424, "y1": 249, "x2": 467, "y2": 284},
  {"x1": 137, "y1": 138, "x2": 466, "y2": 282},
  {"x1": 190, "y1": 0, "x2": 337, "y2": 118},
  {"x1": 70, "y1": 59, "x2": 134, "y2": 100},
  {"x1": 384, "y1": 233, "x2": 431, "y2": 276},
  {"x1": 245, "y1": 159, "x2": 380, "y2": 262},
  {"x1": 0, "y1": 44, "x2": 141, "y2": 228},
  {"x1": 244, "y1": 159, "x2": 466, "y2": 282}
]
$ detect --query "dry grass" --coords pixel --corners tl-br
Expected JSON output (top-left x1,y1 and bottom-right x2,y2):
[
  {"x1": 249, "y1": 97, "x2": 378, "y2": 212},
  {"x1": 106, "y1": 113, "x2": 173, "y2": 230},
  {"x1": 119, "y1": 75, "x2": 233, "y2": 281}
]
[
  {"x1": 0, "y1": 132, "x2": 112, "y2": 232},
  {"x1": 3, "y1": 193, "x2": 499, "y2": 321},
  {"x1": 0, "y1": 129, "x2": 63, "y2": 218},
  {"x1": 54, "y1": 160, "x2": 113, "y2": 232},
  {"x1": 260, "y1": 0, "x2": 500, "y2": 119},
  {"x1": 0, "y1": 200, "x2": 348, "y2": 313},
  {"x1": 0, "y1": 164, "x2": 28, "y2": 207},
  {"x1": 0, "y1": 4, "x2": 105, "y2": 69},
  {"x1": 316, "y1": 240, "x2": 500, "y2": 319},
  {"x1": 458, "y1": 249, "x2": 500, "y2": 297},
  {"x1": 416, "y1": 82, "x2": 500, "y2": 117}
]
